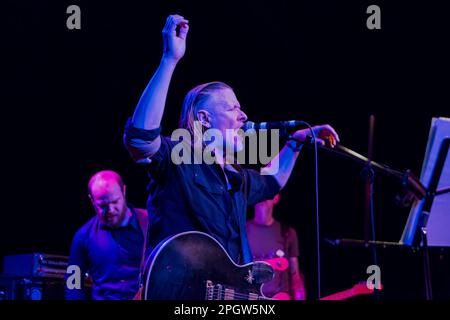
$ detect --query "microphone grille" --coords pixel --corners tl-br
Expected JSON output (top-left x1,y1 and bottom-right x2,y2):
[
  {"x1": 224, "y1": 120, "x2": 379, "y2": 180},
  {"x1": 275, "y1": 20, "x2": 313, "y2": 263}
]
[{"x1": 242, "y1": 121, "x2": 256, "y2": 131}]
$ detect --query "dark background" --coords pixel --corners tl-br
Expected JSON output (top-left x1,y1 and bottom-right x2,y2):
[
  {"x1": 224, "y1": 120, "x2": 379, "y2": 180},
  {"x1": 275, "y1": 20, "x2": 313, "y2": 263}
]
[{"x1": 2, "y1": 0, "x2": 449, "y2": 299}]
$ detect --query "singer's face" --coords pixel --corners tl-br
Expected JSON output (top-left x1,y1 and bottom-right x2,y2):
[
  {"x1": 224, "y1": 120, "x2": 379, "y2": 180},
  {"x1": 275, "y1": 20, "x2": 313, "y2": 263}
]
[
  {"x1": 90, "y1": 182, "x2": 128, "y2": 229},
  {"x1": 207, "y1": 88, "x2": 248, "y2": 153}
]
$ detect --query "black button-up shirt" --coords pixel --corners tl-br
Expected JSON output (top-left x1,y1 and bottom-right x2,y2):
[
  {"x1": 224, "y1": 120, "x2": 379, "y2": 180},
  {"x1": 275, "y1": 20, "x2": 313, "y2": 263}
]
[{"x1": 124, "y1": 125, "x2": 280, "y2": 264}]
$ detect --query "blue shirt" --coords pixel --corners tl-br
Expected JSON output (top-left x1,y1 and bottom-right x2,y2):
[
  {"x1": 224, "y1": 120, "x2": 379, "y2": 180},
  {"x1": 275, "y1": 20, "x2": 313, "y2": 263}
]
[{"x1": 65, "y1": 207, "x2": 144, "y2": 300}]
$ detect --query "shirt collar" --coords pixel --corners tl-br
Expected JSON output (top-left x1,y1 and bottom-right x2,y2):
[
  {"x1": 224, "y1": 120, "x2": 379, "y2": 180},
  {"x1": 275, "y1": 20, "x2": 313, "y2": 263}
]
[
  {"x1": 224, "y1": 165, "x2": 243, "y2": 191},
  {"x1": 99, "y1": 207, "x2": 138, "y2": 230}
]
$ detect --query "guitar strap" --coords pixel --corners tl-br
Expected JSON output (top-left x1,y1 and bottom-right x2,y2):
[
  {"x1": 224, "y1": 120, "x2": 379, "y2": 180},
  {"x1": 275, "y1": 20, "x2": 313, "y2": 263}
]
[
  {"x1": 133, "y1": 207, "x2": 149, "y2": 300},
  {"x1": 238, "y1": 167, "x2": 253, "y2": 264}
]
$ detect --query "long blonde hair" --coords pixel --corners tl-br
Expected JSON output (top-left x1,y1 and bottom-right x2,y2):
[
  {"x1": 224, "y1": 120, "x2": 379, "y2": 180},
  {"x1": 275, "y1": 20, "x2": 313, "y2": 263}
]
[{"x1": 179, "y1": 81, "x2": 232, "y2": 136}]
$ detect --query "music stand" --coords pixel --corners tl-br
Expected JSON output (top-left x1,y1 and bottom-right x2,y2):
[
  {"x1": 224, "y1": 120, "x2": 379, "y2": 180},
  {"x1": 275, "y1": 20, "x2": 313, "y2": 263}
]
[
  {"x1": 400, "y1": 117, "x2": 450, "y2": 299},
  {"x1": 318, "y1": 118, "x2": 450, "y2": 300},
  {"x1": 308, "y1": 137, "x2": 424, "y2": 299}
]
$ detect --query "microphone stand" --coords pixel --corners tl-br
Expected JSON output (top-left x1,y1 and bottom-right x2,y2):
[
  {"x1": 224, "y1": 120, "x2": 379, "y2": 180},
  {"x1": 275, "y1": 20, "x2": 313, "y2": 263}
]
[
  {"x1": 310, "y1": 136, "x2": 450, "y2": 300},
  {"x1": 314, "y1": 144, "x2": 426, "y2": 200},
  {"x1": 363, "y1": 115, "x2": 379, "y2": 299},
  {"x1": 280, "y1": 125, "x2": 323, "y2": 299},
  {"x1": 282, "y1": 121, "x2": 440, "y2": 300}
]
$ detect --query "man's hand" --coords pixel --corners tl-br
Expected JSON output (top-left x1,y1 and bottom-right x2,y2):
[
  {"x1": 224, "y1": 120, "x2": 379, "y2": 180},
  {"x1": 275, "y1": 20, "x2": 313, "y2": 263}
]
[
  {"x1": 292, "y1": 124, "x2": 340, "y2": 148},
  {"x1": 162, "y1": 14, "x2": 189, "y2": 63}
]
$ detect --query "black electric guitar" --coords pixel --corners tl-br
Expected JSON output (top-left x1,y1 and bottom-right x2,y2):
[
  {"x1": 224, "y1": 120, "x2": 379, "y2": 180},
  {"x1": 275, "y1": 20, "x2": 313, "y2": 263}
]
[
  {"x1": 143, "y1": 231, "x2": 274, "y2": 300},
  {"x1": 142, "y1": 231, "x2": 383, "y2": 300}
]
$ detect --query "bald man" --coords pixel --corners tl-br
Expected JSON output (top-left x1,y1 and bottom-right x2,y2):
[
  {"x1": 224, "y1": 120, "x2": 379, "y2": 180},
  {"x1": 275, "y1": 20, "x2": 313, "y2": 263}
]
[{"x1": 65, "y1": 170, "x2": 148, "y2": 300}]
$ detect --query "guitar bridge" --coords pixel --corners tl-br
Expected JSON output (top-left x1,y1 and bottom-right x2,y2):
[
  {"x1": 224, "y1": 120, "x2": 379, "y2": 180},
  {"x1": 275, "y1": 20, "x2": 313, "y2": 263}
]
[
  {"x1": 205, "y1": 280, "x2": 259, "y2": 300},
  {"x1": 205, "y1": 280, "x2": 237, "y2": 300}
]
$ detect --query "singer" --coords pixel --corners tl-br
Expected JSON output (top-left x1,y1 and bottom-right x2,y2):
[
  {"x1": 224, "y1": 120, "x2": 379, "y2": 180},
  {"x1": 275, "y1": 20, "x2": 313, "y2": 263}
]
[{"x1": 123, "y1": 14, "x2": 339, "y2": 279}]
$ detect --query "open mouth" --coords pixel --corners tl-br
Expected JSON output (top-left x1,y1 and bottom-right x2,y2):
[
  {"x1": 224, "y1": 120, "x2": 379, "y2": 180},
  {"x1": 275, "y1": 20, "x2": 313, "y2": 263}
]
[{"x1": 236, "y1": 124, "x2": 246, "y2": 134}]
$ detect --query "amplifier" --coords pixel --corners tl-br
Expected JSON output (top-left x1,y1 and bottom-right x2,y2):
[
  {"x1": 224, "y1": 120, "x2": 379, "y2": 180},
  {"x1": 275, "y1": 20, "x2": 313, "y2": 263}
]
[
  {"x1": 3, "y1": 253, "x2": 69, "y2": 279},
  {"x1": 0, "y1": 275, "x2": 17, "y2": 300},
  {"x1": 0, "y1": 275, "x2": 65, "y2": 300}
]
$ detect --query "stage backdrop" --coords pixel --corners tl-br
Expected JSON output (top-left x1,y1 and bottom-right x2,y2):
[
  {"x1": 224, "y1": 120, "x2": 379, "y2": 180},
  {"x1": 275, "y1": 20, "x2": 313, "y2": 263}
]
[{"x1": 3, "y1": 0, "x2": 450, "y2": 299}]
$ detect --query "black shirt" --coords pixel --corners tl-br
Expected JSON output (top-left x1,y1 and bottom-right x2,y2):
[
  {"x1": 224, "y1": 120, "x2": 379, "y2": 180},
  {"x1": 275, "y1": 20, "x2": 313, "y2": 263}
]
[{"x1": 124, "y1": 127, "x2": 280, "y2": 264}]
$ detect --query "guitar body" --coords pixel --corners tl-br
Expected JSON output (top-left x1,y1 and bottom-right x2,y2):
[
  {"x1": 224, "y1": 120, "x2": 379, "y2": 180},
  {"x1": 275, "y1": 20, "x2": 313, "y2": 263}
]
[{"x1": 143, "y1": 231, "x2": 274, "y2": 300}]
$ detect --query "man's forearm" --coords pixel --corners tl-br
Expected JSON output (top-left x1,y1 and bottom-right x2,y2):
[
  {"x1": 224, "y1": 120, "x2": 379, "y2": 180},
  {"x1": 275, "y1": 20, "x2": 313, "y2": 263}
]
[
  {"x1": 290, "y1": 262, "x2": 307, "y2": 300},
  {"x1": 261, "y1": 144, "x2": 301, "y2": 189},
  {"x1": 132, "y1": 58, "x2": 178, "y2": 130},
  {"x1": 292, "y1": 276, "x2": 307, "y2": 300}
]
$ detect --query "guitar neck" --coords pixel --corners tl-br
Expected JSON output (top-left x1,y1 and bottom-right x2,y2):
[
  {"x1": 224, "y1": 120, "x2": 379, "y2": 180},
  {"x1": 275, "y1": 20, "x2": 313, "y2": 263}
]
[
  {"x1": 320, "y1": 288, "x2": 357, "y2": 301},
  {"x1": 320, "y1": 283, "x2": 377, "y2": 301}
]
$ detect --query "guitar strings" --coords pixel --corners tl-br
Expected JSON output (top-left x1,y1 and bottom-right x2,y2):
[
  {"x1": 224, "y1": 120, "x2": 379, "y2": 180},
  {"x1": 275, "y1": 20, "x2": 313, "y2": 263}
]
[{"x1": 207, "y1": 288, "x2": 274, "y2": 300}]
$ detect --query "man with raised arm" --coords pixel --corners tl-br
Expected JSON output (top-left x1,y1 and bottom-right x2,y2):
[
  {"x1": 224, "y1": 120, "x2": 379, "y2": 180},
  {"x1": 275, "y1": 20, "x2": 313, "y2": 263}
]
[{"x1": 123, "y1": 14, "x2": 339, "y2": 266}]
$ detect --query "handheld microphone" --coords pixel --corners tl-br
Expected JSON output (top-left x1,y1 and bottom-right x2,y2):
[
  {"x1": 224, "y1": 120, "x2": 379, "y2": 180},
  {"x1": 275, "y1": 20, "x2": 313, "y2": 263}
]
[
  {"x1": 242, "y1": 120, "x2": 325, "y2": 147},
  {"x1": 241, "y1": 120, "x2": 305, "y2": 132}
]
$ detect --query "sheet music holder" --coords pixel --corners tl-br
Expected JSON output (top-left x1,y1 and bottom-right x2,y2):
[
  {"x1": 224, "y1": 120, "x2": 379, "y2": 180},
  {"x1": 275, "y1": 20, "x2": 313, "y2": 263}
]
[
  {"x1": 401, "y1": 117, "x2": 450, "y2": 248},
  {"x1": 399, "y1": 118, "x2": 450, "y2": 300},
  {"x1": 315, "y1": 117, "x2": 450, "y2": 299}
]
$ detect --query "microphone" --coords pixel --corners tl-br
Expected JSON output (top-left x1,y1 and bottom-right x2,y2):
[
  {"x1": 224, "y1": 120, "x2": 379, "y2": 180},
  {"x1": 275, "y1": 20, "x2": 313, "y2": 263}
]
[
  {"x1": 241, "y1": 120, "x2": 305, "y2": 132},
  {"x1": 242, "y1": 120, "x2": 326, "y2": 147}
]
